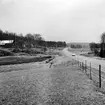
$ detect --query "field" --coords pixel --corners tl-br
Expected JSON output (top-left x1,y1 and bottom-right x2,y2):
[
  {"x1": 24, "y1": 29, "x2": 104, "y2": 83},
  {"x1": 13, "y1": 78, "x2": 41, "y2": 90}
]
[
  {"x1": 68, "y1": 47, "x2": 91, "y2": 55},
  {"x1": 0, "y1": 55, "x2": 52, "y2": 66},
  {"x1": 0, "y1": 52, "x2": 105, "y2": 105},
  {"x1": 0, "y1": 47, "x2": 63, "y2": 66}
]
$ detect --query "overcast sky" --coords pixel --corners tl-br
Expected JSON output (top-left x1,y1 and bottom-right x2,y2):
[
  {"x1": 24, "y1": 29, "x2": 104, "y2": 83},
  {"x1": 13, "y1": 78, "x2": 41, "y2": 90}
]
[{"x1": 0, "y1": 0, "x2": 105, "y2": 42}]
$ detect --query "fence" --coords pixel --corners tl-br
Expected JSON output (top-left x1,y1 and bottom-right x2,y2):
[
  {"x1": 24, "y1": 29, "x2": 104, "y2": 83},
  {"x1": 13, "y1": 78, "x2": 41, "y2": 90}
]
[
  {"x1": 51, "y1": 57, "x2": 105, "y2": 88},
  {"x1": 72, "y1": 59, "x2": 105, "y2": 88}
]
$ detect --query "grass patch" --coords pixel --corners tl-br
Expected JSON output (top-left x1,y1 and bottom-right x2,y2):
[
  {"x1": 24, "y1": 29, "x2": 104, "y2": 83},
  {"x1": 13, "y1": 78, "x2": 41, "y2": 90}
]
[
  {"x1": 0, "y1": 55, "x2": 52, "y2": 66},
  {"x1": 0, "y1": 49, "x2": 14, "y2": 56}
]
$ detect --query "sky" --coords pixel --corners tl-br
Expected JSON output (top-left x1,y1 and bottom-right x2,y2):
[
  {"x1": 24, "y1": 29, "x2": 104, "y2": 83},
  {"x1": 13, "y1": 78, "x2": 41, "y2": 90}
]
[{"x1": 0, "y1": 0, "x2": 105, "y2": 43}]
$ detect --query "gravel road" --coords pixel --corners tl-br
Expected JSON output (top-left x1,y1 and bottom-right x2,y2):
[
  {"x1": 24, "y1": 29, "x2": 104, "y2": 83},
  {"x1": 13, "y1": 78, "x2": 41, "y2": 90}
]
[
  {"x1": 0, "y1": 53, "x2": 105, "y2": 104},
  {"x1": 63, "y1": 48, "x2": 105, "y2": 72}
]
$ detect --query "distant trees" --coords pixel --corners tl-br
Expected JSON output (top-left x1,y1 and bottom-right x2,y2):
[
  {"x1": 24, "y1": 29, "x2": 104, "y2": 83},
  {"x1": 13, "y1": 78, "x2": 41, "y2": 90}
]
[
  {"x1": 0, "y1": 29, "x2": 67, "y2": 49},
  {"x1": 70, "y1": 44, "x2": 82, "y2": 48},
  {"x1": 25, "y1": 33, "x2": 44, "y2": 41},
  {"x1": 100, "y1": 32, "x2": 105, "y2": 57},
  {"x1": 25, "y1": 33, "x2": 34, "y2": 40},
  {"x1": 33, "y1": 34, "x2": 44, "y2": 41},
  {"x1": 89, "y1": 32, "x2": 105, "y2": 57},
  {"x1": 89, "y1": 42, "x2": 100, "y2": 56},
  {"x1": 46, "y1": 41, "x2": 66, "y2": 48}
]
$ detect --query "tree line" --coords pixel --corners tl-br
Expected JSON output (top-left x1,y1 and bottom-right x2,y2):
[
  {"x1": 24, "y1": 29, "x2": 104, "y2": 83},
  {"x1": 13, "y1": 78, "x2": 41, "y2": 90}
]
[
  {"x1": 89, "y1": 32, "x2": 105, "y2": 57},
  {"x1": 70, "y1": 44, "x2": 82, "y2": 48},
  {"x1": 0, "y1": 29, "x2": 66, "y2": 48}
]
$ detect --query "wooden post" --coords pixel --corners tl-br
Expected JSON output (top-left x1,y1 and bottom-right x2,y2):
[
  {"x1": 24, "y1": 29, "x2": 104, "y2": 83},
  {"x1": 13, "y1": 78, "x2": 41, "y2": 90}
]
[
  {"x1": 78, "y1": 61, "x2": 79, "y2": 67},
  {"x1": 83, "y1": 62, "x2": 84, "y2": 71},
  {"x1": 82, "y1": 62, "x2": 83, "y2": 70},
  {"x1": 85, "y1": 60, "x2": 87, "y2": 73},
  {"x1": 49, "y1": 62, "x2": 53, "y2": 68},
  {"x1": 99, "y1": 65, "x2": 101, "y2": 88},
  {"x1": 90, "y1": 62, "x2": 92, "y2": 80},
  {"x1": 81, "y1": 62, "x2": 82, "y2": 70},
  {"x1": 72, "y1": 59, "x2": 73, "y2": 66},
  {"x1": 80, "y1": 62, "x2": 81, "y2": 69}
]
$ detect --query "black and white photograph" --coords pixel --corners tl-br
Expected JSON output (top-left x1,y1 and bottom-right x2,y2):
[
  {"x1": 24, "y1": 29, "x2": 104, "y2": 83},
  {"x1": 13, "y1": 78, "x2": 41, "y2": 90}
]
[{"x1": 0, "y1": 0, "x2": 105, "y2": 104}]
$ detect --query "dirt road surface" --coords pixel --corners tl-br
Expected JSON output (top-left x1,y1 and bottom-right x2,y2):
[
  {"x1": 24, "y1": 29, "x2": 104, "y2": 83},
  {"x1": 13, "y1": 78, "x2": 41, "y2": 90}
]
[
  {"x1": 63, "y1": 48, "x2": 105, "y2": 72},
  {"x1": 0, "y1": 52, "x2": 105, "y2": 104}
]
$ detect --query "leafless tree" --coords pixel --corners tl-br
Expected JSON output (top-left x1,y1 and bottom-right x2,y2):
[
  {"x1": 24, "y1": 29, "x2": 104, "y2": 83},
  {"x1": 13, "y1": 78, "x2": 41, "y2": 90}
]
[
  {"x1": 101, "y1": 32, "x2": 105, "y2": 43},
  {"x1": 100, "y1": 32, "x2": 105, "y2": 57}
]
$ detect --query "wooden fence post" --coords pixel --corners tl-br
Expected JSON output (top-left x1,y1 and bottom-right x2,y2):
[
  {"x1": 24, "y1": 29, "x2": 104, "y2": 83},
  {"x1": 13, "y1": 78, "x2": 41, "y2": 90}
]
[
  {"x1": 83, "y1": 62, "x2": 84, "y2": 71},
  {"x1": 78, "y1": 61, "x2": 79, "y2": 67},
  {"x1": 99, "y1": 65, "x2": 101, "y2": 88},
  {"x1": 82, "y1": 62, "x2": 84, "y2": 71},
  {"x1": 79, "y1": 61, "x2": 80, "y2": 67},
  {"x1": 79, "y1": 61, "x2": 80, "y2": 68},
  {"x1": 80, "y1": 62, "x2": 81, "y2": 69},
  {"x1": 90, "y1": 62, "x2": 92, "y2": 80},
  {"x1": 81, "y1": 62, "x2": 82, "y2": 70},
  {"x1": 49, "y1": 62, "x2": 53, "y2": 68},
  {"x1": 85, "y1": 60, "x2": 87, "y2": 73}
]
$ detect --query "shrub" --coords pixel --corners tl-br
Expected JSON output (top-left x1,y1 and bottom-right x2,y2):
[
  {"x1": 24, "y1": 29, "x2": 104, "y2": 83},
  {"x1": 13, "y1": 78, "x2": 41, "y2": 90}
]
[{"x1": 0, "y1": 49, "x2": 14, "y2": 56}]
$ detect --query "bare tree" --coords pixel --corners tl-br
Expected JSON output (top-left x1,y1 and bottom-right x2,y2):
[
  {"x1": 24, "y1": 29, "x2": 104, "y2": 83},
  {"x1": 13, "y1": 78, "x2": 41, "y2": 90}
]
[
  {"x1": 25, "y1": 33, "x2": 34, "y2": 40},
  {"x1": 33, "y1": 34, "x2": 44, "y2": 41},
  {"x1": 101, "y1": 32, "x2": 105, "y2": 43},
  {"x1": 100, "y1": 32, "x2": 105, "y2": 57}
]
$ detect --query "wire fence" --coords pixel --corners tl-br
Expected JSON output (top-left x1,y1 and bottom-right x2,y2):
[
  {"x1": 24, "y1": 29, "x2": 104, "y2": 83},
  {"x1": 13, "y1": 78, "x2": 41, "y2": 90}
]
[
  {"x1": 50, "y1": 57, "x2": 105, "y2": 89},
  {"x1": 71, "y1": 59, "x2": 105, "y2": 88}
]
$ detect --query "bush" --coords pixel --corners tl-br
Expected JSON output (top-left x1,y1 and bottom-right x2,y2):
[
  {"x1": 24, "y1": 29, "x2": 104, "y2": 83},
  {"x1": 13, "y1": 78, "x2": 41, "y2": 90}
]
[
  {"x1": 94, "y1": 49, "x2": 100, "y2": 56},
  {"x1": 22, "y1": 49, "x2": 44, "y2": 54},
  {"x1": 12, "y1": 48, "x2": 22, "y2": 53},
  {"x1": 100, "y1": 49, "x2": 105, "y2": 57},
  {"x1": 0, "y1": 49, "x2": 14, "y2": 56}
]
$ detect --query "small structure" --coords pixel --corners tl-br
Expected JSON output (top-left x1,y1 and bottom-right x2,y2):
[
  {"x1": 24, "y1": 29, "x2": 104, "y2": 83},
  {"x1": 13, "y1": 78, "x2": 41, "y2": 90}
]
[{"x1": 0, "y1": 40, "x2": 13, "y2": 45}]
